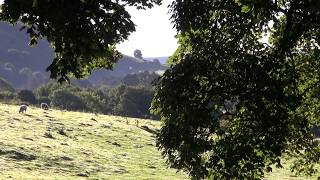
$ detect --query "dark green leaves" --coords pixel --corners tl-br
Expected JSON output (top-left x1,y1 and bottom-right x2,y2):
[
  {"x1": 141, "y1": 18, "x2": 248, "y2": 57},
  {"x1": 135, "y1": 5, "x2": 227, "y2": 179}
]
[
  {"x1": 121, "y1": 0, "x2": 162, "y2": 9},
  {"x1": 154, "y1": 0, "x2": 320, "y2": 179}
]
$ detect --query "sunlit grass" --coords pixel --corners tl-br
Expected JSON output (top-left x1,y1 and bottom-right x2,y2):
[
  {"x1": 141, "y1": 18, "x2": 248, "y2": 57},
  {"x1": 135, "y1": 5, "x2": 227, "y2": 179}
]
[
  {"x1": 0, "y1": 103, "x2": 186, "y2": 179},
  {"x1": 265, "y1": 157, "x2": 320, "y2": 180},
  {"x1": 0, "y1": 103, "x2": 318, "y2": 179}
]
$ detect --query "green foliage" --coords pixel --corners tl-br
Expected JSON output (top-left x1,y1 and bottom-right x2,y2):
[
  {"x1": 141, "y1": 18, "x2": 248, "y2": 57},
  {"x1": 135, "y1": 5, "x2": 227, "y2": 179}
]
[
  {"x1": 0, "y1": 0, "x2": 161, "y2": 82},
  {"x1": 17, "y1": 89, "x2": 36, "y2": 104},
  {"x1": 50, "y1": 89, "x2": 86, "y2": 111},
  {"x1": 122, "y1": 71, "x2": 160, "y2": 86},
  {"x1": 153, "y1": 0, "x2": 320, "y2": 179},
  {"x1": 114, "y1": 86, "x2": 156, "y2": 119},
  {"x1": 122, "y1": 74, "x2": 140, "y2": 86},
  {"x1": 136, "y1": 71, "x2": 160, "y2": 86},
  {"x1": 77, "y1": 90, "x2": 104, "y2": 112},
  {"x1": 35, "y1": 81, "x2": 157, "y2": 118},
  {"x1": 34, "y1": 81, "x2": 79, "y2": 98},
  {"x1": 33, "y1": 83, "x2": 50, "y2": 98},
  {"x1": 0, "y1": 91, "x2": 15, "y2": 101},
  {"x1": 0, "y1": 77, "x2": 15, "y2": 92},
  {"x1": 37, "y1": 96, "x2": 51, "y2": 105}
]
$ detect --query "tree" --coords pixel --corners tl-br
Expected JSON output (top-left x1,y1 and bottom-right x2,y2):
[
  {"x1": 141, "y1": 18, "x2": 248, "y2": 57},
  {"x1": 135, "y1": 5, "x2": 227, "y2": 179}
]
[
  {"x1": 152, "y1": 0, "x2": 320, "y2": 179},
  {"x1": 0, "y1": 0, "x2": 161, "y2": 82},
  {"x1": 153, "y1": 58, "x2": 161, "y2": 65},
  {"x1": 77, "y1": 90, "x2": 104, "y2": 113},
  {"x1": 37, "y1": 96, "x2": 51, "y2": 105},
  {"x1": 18, "y1": 89, "x2": 37, "y2": 104},
  {"x1": 33, "y1": 81, "x2": 80, "y2": 99},
  {"x1": 134, "y1": 49, "x2": 143, "y2": 59},
  {"x1": 122, "y1": 74, "x2": 140, "y2": 86},
  {"x1": 50, "y1": 89, "x2": 86, "y2": 111},
  {"x1": 114, "y1": 85, "x2": 156, "y2": 119},
  {"x1": 0, "y1": 91, "x2": 15, "y2": 101}
]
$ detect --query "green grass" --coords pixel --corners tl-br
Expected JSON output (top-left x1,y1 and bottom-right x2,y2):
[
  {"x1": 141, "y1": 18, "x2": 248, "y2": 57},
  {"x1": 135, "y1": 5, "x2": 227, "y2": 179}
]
[
  {"x1": 0, "y1": 103, "x2": 319, "y2": 179},
  {"x1": 265, "y1": 157, "x2": 320, "y2": 180},
  {"x1": 0, "y1": 103, "x2": 186, "y2": 179}
]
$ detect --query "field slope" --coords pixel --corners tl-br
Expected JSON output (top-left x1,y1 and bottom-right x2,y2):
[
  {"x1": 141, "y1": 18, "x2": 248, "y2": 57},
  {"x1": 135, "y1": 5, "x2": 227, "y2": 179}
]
[
  {"x1": 0, "y1": 103, "x2": 186, "y2": 179},
  {"x1": 0, "y1": 103, "x2": 318, "y2": 179}
]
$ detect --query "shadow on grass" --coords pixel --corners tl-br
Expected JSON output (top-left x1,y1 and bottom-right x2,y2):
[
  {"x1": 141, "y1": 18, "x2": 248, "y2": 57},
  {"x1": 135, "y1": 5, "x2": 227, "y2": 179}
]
[{"x1": 0, "y1": 147, "x2": 36, "y2": 161}]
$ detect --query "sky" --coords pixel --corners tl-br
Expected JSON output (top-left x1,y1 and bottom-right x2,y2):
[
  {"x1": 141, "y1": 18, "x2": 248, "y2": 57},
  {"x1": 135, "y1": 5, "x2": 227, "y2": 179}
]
[
  {"x1": 0, "y1": 0, "x2": 178, "y2": 57},
  {"x1": 117, "y1": 1, "x2": 178, "y2": 57}
]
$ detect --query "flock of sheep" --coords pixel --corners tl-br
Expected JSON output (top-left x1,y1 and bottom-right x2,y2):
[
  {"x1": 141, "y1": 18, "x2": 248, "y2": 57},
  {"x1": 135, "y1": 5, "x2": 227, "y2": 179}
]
[{"x1": 19, "y1": 102, "x2": 49, "y2": 113}]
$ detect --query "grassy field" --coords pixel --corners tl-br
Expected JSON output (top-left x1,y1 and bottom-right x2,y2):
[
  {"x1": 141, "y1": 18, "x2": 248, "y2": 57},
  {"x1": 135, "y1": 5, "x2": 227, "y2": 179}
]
[
  {"x1": 0, "y1": 103, "x2": 186, "y2": 179},
  {"x1": 266, "y1": 159, "x2": 319, "y2": 180},
  {"x1": 0, "y1": 103, "x2": 318, "y2": 179}
]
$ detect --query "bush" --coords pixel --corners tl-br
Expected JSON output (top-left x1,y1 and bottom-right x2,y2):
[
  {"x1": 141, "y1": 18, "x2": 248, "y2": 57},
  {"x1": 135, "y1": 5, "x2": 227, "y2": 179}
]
[
  {"x1": 17, "y1": 89, "x2": 37, "y2": 104},
  {"x1": 113, "y1": 86, "x2": 157, "y2": 119},
  {"x1": 37, "y1": 96, "x2": 51, "y2": 105},
  {"x1": 34, "y1": 81, "x2": 81, "y2": 98},
  {"x1": 50, "y1": 89, "x2": 87, "y2": 111},
  {"x1": 122, "y1": 74, "x2": 140, "y2": 86},
  {"x1": 77, "y1": 90, "x2": 104, "y2": 112},
  {"x1": 34, "y1": 84, "x2": 50, "y2": 98},
  {"x1": 0, "y1": 91, "x2": 16, "y2": 101}
]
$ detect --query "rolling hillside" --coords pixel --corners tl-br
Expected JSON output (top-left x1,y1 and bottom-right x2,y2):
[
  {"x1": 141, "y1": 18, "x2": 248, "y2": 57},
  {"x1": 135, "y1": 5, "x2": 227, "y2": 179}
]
[
  {"x1": 0, "y1": 22, "x2": 167, "y2": 88},
  {"x1": 0, "y1": 103, "x2": 186, "y2": 179},
  {"x1": 0, "y1": 103, "x2": 319, "y2": 179}
]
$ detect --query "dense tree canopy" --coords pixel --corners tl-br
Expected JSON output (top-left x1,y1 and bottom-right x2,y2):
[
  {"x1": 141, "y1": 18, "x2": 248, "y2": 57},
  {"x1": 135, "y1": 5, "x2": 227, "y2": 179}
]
[
  {"x1": 0, "y1": 0, "x2": 161, "y2": 82},
  {"x1": 1, "y1": 0, "x2": 320, "y2": 179},
  {"x1": 152, "y1": 0, "x2": 320, "y2": 179},
  {"x1": 18, "y1": 89, "x2": 37, "y2": 104}
]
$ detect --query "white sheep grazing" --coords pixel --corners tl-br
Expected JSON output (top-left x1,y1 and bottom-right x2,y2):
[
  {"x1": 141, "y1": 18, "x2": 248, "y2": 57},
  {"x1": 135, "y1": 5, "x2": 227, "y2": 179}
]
[
  {"x1": 19, "y1": 104, "x2": 28, "y2": 113},
  {"x1": 40, "y1": 103, "x2": 49, "y2": 110}
]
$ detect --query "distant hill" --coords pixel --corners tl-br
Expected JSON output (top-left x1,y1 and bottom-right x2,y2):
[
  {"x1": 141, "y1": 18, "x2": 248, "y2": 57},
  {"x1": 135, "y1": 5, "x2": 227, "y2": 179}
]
[
  {"x1": 145, "y1": 57, "x2": 169, "y2": 65},
  {"x1": 0, "y1": 22, "x2": 167, "y2": 88},
  {"x1": 0, "y1": 77, "x2": 15, "y2": 92},
  {"x1": 88, "y1": 55, "x2": 167, "y2": 84}
]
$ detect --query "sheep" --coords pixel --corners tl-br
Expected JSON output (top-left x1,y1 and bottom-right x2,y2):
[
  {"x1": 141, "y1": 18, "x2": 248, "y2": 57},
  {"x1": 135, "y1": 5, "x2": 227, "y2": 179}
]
[
  {"x1": 40, "y1": 103, "x2": 49, "y2": 110},
  {"x1": 19, "y1": 104, "x2": 28, "y2": 113}
]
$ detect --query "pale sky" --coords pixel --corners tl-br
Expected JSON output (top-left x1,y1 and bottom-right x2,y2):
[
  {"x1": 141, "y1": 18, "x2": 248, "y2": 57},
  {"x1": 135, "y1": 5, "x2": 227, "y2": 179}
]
[
  {"x1": 0, "y1": 0, "x2": 178, "y2": 57},
  {"x1": 117, "y1": 1, "x2": 178, "y2": 57}
]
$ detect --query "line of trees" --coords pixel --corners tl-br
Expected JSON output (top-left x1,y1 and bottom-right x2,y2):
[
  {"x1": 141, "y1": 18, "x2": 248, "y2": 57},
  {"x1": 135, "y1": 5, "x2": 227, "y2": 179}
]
[{"x1": 0, "y1": 72, "x2": 160, "y2": 120}]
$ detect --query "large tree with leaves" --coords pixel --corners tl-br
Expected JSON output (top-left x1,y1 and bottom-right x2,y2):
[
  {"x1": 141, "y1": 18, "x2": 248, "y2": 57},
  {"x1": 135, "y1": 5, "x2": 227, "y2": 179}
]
[
  {"x1": 152, "y1": 0, "x2": 320, "y2": 179},
  {"x1": 0, "y1": 0, "x2": 161, "y2": 82},
  {"x1": 1, "y1": 0, "x2": 320, "y2": 179}
]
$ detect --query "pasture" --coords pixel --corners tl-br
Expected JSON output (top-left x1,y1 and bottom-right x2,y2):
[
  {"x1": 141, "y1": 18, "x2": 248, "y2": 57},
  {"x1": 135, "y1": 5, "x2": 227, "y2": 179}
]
[{"x1": 0, "y1": 103, "x2": 318, "y2": 179}]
